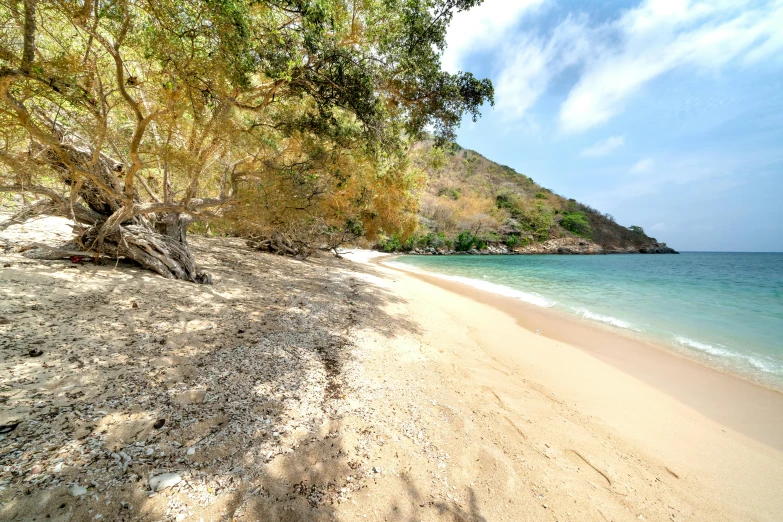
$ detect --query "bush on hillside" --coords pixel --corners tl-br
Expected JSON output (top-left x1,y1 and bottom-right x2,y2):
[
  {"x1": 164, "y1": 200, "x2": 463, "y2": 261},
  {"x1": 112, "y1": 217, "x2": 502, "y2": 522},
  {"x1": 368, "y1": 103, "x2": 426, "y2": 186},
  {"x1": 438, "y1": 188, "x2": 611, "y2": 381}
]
[
  {"x1": 412, "y1": 232, "x2": 449, "y2": 250},
  {"x1": 560, "y1": 212, "x2": 592, "y2": 238},
  {"x1": 377, "y1": 235, "x2": 404, "y2": 252},
  {"x1": 438, "y1": 187, "x2": 461, "y2": 200},
  {"x1": 505, "y1": 235, "x2": 529, "y2": 248},
  {"x1": 455, "y1": 230, "x2": 487, "y2": 251},
  {"x1": 521, "y1": 203, "x2": 553, "y2": 241},
  {"x1": 495, "y1": 191, "x2": 523, "y2": 215}
]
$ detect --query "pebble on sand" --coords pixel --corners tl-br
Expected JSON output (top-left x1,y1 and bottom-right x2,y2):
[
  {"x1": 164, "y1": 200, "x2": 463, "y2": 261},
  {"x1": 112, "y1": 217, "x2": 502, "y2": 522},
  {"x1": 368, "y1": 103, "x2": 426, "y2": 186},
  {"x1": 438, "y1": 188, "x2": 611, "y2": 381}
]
[
  {"x1": 149, "y1": 473, "x2": 182, "y2": 492},
  {"x1": 69, "y1": 485, "x2": 88, "y2": 497}
]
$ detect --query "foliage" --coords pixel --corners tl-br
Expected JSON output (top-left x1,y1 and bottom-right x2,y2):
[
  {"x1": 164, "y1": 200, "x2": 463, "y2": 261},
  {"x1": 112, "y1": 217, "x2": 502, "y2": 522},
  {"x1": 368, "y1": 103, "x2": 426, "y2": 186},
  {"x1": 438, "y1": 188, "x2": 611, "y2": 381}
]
[
  {"x1": 534, "y1": 192, "x2": 548, "y2": 199},
  {"x1": 377, "y1": 234, "x2": 404, "y2": 253},
  {"x1": 438, "y1": 187, "x2": 461, "y2": 200},
  {"x1": 505, "y1": 235, "x2": 526, "y2": 248},
  {"x1": 560, "y1": 211, "x2": 592, "y2": 238},
  {"x1": 454, "y1": 230, "x2": 485, "y2": 251},
  {"x1": 413, "y1": 232, "x2": 448, "y2": 249},
  {"x1": 495, "y1": 191, "x2": 521, "y2": 215},
  {"x1": 0, "y1": 0, "x2": 493, "y2": 276},
  {"x1": 629, "y1": 225, "x2": 645, "y2": 235},
  {"x1": 521, "y1": 203, "x2": 553, "y2": 241}
]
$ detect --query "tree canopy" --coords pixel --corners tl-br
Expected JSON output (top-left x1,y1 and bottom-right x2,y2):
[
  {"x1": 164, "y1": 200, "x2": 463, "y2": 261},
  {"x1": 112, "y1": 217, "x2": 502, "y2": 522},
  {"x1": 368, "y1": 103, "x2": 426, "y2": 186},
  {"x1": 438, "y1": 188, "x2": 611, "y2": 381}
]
[{"x1": 0, "y1": 0, "x2": 493, "y2": 280}]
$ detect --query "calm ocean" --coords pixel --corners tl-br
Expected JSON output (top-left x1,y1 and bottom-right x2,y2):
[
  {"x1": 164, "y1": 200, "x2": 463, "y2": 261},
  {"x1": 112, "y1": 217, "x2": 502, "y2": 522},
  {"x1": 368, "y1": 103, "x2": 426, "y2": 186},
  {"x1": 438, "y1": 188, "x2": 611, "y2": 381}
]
[{"x1": 391, "y1": 252, "x2": 783, "y2": 391}]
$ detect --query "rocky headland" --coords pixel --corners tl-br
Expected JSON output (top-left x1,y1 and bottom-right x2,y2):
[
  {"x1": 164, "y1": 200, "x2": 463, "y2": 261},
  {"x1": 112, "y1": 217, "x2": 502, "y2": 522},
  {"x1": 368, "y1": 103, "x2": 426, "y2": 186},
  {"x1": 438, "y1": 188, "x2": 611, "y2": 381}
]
[{"x1": 407, "y1": 237, "x2": 678, "y2": 256}]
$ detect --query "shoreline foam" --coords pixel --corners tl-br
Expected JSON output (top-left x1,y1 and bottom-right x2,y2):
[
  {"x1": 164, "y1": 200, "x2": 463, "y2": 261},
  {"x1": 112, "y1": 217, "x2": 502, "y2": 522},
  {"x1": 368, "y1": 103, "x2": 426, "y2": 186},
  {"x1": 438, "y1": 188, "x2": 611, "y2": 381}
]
[
  {"x1": 388, "y1": 256, "x2": 783, "y2": 392},
  {"x1": 378, "y1": 254, "x2": 783, "y2": 439},
  {"x1": 386, "y1": 259, "x2": 555, "y2": 308}
]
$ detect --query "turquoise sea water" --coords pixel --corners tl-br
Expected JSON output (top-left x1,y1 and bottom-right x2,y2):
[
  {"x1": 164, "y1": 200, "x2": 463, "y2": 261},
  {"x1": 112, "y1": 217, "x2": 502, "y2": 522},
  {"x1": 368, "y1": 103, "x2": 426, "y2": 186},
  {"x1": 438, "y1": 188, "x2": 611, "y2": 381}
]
[{"x1": 391, "y1": 253, "x2": 783, "y2": 390}]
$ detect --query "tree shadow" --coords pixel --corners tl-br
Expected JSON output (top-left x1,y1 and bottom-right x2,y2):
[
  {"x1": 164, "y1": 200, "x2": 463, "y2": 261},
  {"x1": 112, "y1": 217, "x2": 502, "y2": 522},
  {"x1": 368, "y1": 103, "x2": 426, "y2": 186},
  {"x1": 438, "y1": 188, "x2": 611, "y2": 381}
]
[{"x1": 0, "y1": 235, "x2": 434, "y2": 521}]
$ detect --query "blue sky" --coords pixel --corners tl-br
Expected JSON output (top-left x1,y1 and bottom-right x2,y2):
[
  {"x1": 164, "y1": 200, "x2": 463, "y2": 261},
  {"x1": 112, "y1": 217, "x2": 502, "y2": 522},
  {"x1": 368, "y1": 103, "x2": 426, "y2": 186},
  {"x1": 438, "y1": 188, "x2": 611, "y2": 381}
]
[{"x1": 443, "y1": 0, "x2": 783, "y2": 251}]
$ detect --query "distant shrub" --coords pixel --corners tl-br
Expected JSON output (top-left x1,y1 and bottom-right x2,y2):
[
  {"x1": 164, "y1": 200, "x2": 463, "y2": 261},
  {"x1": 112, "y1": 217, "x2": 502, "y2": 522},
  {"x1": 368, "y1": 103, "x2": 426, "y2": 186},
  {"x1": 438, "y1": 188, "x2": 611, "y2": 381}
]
[
  {"x1": 437, "y1": 187, "x2": 461, "y2": 200},
  {"x1": 495, "y1": 192, "x2": 514, "y2": 210},
  {"x1": 343, "y1": 216, "x2": 365, "y2": 237},
  {"x1": 411, "y1": 232, "x2": 448, "y2": 249},
  {"x1": 455, "y1": 230, "x2": 475, "y2": 251},
  {"x1": 495, "y1": 191, "x2": 524, "y2": 218},
  {"x1": 628, "y1": 225, "x2": 645, "y2": 235},
  {"x1": 560, "y1": 211, "x2": 592, "y2": 238},
  {"x1": 377, "y1": 235, "x2": 403, "y2": 252},
  {"x1": 521, "y1": 203, "x2": 553, "y2": 241},
  {"x1": 454, "y1": 231, "x2": 487, "y2": 251},
  {"x1": 534, "y1": 192, "x2": 548, "y2": 199},
  {"x1": 505, "y1": 235, "x2": 521, "y2": 248}
]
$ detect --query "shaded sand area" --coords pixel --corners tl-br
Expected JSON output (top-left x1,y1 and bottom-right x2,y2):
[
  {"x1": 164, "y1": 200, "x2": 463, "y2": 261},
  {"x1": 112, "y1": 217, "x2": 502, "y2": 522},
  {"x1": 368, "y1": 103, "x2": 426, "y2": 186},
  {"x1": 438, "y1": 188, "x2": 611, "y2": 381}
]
[{"x1": 1, "y1": 217, "x2": 782, "y2": 521}]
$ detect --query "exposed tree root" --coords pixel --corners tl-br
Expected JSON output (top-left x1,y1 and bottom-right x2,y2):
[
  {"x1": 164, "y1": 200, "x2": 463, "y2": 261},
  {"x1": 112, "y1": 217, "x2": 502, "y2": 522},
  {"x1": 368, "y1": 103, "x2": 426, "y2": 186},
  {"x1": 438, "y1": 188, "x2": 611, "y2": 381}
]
[
  {"x1": 81, "y1": 223, "x2": 212, "y2": 283},
  {"x1": 247, "y1": 230, "x2": 314, "y2": 260}
]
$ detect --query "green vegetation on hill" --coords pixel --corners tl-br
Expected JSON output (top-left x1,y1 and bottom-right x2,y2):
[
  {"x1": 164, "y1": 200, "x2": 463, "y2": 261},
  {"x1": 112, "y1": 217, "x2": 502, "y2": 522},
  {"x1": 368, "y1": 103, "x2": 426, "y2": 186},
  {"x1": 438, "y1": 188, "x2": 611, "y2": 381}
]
[{"x1": 391, "y1": 139, "x2": 670, "y2": 252}]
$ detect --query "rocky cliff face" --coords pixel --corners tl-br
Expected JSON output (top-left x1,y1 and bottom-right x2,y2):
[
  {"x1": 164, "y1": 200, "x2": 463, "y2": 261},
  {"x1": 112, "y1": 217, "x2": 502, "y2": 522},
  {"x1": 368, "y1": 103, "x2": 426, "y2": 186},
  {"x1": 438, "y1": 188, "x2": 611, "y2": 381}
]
[
  {"x1": 516, "y1": 237, "x2": 678, "y2": 254},
  {"x1": 408, "y1": 237, "x2": 678, "y2": 256}
]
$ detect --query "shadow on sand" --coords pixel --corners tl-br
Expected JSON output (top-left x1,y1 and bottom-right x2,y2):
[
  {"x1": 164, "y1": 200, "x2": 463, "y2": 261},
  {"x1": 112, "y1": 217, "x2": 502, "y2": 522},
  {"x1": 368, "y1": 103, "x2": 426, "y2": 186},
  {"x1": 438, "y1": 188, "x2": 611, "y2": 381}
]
[{"x1": 0, "y1": 237, "x2": 486, "y2": 521}]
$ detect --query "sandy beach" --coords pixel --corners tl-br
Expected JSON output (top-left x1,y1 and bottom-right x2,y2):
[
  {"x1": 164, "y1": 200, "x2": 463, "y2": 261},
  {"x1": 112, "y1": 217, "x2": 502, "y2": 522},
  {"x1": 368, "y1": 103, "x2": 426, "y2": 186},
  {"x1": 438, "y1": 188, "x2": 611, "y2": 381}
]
[
  {"x1": 370, "y1": 255, "x2": 783, "y2": 521},
  {"x1": 1, "y1": 218, "x2": 782, "y2": 521}
]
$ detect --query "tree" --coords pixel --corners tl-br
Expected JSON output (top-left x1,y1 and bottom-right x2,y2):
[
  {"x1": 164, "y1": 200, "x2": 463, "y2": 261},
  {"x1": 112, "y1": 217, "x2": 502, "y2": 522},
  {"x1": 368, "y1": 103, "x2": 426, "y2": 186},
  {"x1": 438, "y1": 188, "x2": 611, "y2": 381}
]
[
  {"x1": 560, "y1": 211, "x2": 591, "y2": 238},
  {"x1": 0, "y1": 0, "x2": 493, "y2": 281},
  {"x1": 629, "y1": 226, "x2": 645, "y2": 235},
  {"x1": 521, "y1": 203, "x2": 553, "y2": 241}
]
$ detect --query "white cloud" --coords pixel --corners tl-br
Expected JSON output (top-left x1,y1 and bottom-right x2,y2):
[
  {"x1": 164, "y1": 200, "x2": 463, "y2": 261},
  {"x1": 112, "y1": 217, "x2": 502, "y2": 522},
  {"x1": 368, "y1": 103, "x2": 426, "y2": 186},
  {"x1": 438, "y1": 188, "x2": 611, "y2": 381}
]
[
  {"x1": 558, "y1": 0, "x2": 783, "y2": 132},
  {"x1": 580, "y1": 135, "x2": 626, "y2": 157},
  {"x1": 442, "y1": 0, "x2": 546, "y2": 74},
  {"x1": 475, "y1": 0, "x2": 783, "y2": 131},
  {"x1": 494, "y1": 15, "x2": 590, "y2": 120},
  {"x1": 630, "y1": 157, "x2": 654, "y2": 174},
  {"x1": 586, "y1": 146, "x2": 783, "y2": 209}
]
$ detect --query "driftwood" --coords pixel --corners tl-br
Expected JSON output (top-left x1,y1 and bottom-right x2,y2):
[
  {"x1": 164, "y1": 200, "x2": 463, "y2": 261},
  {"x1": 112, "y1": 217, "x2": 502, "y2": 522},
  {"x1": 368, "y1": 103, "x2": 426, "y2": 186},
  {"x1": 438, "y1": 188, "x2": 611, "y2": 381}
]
[{"x1": 247, "y1": 231, "x2": 314, "y2": 260}]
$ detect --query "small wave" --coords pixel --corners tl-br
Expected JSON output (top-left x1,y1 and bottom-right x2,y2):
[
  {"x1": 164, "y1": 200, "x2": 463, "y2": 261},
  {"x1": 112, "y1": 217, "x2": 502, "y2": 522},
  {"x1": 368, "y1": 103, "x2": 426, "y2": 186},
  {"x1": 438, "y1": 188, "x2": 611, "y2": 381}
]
[
  {"x1": 576, "y1": 309, "x2": 633, "y2": 329},
  {"x1": 675, "y1": 336, "x2": 733, "y2": 357},
  {"x1": 746, "y1": 356, "x2": 780, "y2": 374},
  {"x1": 388, "y1": 261, "x2": 555, "y2": 308},
  {"x1": 675, "y1": 337, "x2": 783, "y2": 376}
]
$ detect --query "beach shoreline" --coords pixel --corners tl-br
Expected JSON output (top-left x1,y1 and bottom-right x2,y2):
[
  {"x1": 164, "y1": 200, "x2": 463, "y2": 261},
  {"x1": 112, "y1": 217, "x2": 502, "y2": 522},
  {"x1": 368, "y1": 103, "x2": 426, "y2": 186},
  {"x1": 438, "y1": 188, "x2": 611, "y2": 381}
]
[
  {"x1": 351, "y1": 250, "x2": 783, "y2": 520},
  {"x1": 382, "y1": 253, "x2": 783, "y2": 393},
  {"x1": 376, "y1": 254, "x2": 783, "y2": 450}
]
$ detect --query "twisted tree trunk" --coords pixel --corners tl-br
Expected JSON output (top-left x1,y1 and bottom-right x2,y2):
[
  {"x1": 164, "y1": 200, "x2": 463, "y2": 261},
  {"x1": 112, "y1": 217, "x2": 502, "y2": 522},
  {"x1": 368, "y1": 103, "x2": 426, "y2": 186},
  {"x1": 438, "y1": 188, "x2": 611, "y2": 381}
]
[
  {"x1": 80, "y1": 222, "x2": 211, "y2": 283},
  {"x1": 24, "y1": 130, "x2": 212, "y2": 283}
]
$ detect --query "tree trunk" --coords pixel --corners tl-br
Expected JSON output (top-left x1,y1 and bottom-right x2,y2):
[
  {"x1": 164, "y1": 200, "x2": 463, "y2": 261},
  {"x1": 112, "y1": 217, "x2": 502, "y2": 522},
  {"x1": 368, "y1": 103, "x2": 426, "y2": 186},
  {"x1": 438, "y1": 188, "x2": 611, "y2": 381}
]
[
  {"x1": 80, "y1": 220, "x2": 212, "y2": 283},
  {"x1": 27, "y1": 128, "x2": 212, "y2": 283}
]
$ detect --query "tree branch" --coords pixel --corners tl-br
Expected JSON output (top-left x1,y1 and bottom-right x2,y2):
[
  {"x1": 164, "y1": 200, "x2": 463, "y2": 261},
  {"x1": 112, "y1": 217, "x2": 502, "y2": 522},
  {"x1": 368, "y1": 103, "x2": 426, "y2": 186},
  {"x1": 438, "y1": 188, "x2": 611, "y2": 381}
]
[{"x1": 22, "y1": 0, "x2": 37, "y2": 72}]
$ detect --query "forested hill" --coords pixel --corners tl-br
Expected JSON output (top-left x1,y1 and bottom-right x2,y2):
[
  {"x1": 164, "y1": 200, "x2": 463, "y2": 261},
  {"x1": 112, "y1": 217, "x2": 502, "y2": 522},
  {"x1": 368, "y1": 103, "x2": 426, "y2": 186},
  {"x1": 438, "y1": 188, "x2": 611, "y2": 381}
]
[{"x1": 384, "y1": 140, "x2": 677, "y2": 254}]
